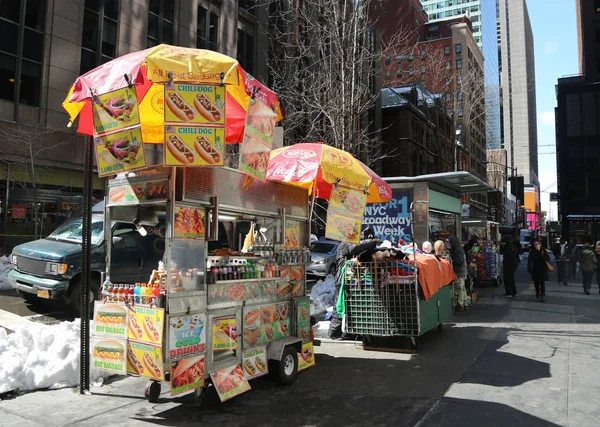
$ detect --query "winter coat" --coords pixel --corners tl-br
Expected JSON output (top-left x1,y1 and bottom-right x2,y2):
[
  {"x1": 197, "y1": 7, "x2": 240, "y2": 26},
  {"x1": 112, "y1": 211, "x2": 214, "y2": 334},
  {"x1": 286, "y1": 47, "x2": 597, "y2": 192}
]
[
  {"x1": 334, "y1": 239, "x2": 379, "y2": 288},
  {"x1": 449, "y1": 235, "x2": 467, "y2": 278},
  {"x1": 503, "y1": 242, "x2": 520, "y2": 271},
  {"x1": 528, "y1": 247, "x2": 550, "y2": 282},
  {"x1": 578, "y1": 247, "x2": 597, "y2": 272}
]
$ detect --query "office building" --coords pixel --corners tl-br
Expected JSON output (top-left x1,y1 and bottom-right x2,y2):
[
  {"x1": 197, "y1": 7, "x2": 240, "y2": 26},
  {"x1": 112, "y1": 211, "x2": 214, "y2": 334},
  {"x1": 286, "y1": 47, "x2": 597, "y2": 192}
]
[
  {"x1": 576, "y1": 0, "x2": 600, "y2": 81},
  {"x1": 420, "y1": 0, "x2": 501, "y2": 150},
  {"x1": 0, "y1": 0, "x2": 268, "y2": 246},
  {"x1": 497, "y1": 0, "x2": 539, "y2": 186}
]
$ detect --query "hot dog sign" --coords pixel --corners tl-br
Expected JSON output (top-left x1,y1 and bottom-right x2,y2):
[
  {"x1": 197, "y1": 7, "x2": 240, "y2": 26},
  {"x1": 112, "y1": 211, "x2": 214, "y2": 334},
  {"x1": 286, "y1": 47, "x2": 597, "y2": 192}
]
[
  {"x1": 164, "y1": 83, "x2": 225, "y2": 125},
  {"x1": 164, "y1": 125, "x2": 225, "y2": 167}
]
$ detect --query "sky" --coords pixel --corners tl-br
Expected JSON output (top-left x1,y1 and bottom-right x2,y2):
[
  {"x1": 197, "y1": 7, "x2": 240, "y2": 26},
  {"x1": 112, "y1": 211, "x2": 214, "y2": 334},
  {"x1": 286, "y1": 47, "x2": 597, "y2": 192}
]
[{"x1": 528, "y1": 0, "x2": 578, "y2": 221}]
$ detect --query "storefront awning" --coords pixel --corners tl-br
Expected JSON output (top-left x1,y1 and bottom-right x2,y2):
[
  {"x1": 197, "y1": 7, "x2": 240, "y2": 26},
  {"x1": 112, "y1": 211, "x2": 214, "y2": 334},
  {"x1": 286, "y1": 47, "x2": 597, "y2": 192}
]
[
  {"x1": 566, "y1": 215, "x2": 600, "y2": 223},
  {"x1": 384, "y1": 172, "x2": 494, "y2": 195}
]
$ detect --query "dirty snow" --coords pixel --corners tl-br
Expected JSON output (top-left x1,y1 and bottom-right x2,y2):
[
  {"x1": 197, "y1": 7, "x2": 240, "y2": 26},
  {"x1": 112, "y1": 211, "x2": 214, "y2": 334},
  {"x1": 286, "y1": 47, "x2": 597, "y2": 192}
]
[
  {"x1": 311, "y1": 275, "x2": 336, "y2": 314},
  {"x1": 0, "y1": 319, "x2": 108, "y2": 394},
  {"x1": 0, "y1": 255, "x2": 14, "y2": 290}
]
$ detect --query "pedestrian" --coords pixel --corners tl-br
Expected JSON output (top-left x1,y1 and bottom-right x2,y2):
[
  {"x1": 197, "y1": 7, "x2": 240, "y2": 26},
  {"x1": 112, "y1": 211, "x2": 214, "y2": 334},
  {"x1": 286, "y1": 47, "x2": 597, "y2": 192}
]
[
  {"x1": 502, "y1": 235, "x2": 520, "y2": 297},
  {"x1": 528, "y1": 240, "x2": 550, "y2": 302},
  {"x1": 568, "y1": 239, "x2": 578, "y2": 279},
  {"x1": 595, "y1": 241, "x2": 600, "y2": 293},
  {"x1": 328, "y1": 227, "x2": 381, "y2": 340},
  {"x1": 448, "y1": 235, "x2": 469, "y2": 311},
  {"x1": 578, "y1": 241, "x2": 597, "y2": 295},
  {"x1": 553, "y1": 238, "x2": 569, "y2": 285}
]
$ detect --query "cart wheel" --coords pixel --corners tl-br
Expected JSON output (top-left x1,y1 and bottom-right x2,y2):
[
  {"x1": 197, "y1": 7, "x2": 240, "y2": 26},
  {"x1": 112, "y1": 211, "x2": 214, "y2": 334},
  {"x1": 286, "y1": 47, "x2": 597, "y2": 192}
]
[
  {"x1": 144, "y1": 380, "x2": 161, "y2": 403},
  {"x1": 270, "y1": 345, "x2": 298, "y2": 385},
  {"x1": 409, "y1": 337, "x2": 418, "y2": 349},
  {"x1": 437, "y1": 323, "x2": 443, "y2": 332}
]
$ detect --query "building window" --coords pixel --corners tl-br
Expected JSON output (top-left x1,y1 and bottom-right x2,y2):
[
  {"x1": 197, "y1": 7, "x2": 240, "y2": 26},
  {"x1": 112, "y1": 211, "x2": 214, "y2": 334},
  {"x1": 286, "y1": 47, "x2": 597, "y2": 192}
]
[
  {"x1": 457, "y1": 107, "x2": 463, "y2": 118},
  {"x1": 385, "y1": 70, "x2": 391, "y2": 80},
  {"x1": 239, "y1": 0, "x2": 256, "y2": 15},
  {"x1": 80, "y1": 0, "x2": 119, "y2": 75},
  {"x1": 456, "y1": 59, "x2": 462, "y2": 69},
  {"x1": 197, "y1": 4, "x2": 219, "y2": 51},
  {"x1": 147, "y1": 0, "x2": 175, "y2": 47},
  {"x1": 237, "y1": 24, "x2": 255, "y2": 74},
  {"x1": 420, "y1": 49, "x2": 426, "y2": 59},
  {"x1": 396, "y1": 69, "x2": 402, "y2": 78},
  {"x1": 0, "y1": 0, "x2": 46, "y2": 106},
  {"x1": 408, "y1": 53, "x2": 414, "y2": 62},
  {"x1": 445, "y1": 76, "x2": 451, "y2": 88},
  {"x1": 385, "y1": 56, "x2": 391, "y2": 65},
  {"x1": 445, "y1": 61, "x2": 450, "y2": 71},
  {"x1": 444, "y1": 45, "x2": 450, "y2": 56},
  {"x1": 468, "y1": 48, "x2": 472, "y2": 59},
  {"x1": 455, "y1": 43, "x2": 462, "y2": 54},
  {"x1": 395, "y1": 55, "x2": 402, "y2": 64},
  {"x1": 408, "y1": 67, "x2": 414, "y2": 76},
  {"x1": 420, "y1": 65, "x2": 426, "y2": 74}
]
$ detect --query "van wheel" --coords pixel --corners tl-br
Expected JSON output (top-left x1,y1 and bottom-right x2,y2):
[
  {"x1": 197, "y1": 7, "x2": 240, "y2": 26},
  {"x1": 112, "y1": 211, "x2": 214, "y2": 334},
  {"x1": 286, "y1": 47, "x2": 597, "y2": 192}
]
[{"x1": 69, "y1": 278, "x2": 100, "y2": 319}]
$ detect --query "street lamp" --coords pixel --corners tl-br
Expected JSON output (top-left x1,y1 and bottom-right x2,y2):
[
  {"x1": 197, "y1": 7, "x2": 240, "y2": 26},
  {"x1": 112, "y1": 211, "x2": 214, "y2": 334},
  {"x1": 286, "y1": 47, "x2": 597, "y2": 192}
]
[{"x1": 454, "y1": 129, "x2": 462, "y2": 172}]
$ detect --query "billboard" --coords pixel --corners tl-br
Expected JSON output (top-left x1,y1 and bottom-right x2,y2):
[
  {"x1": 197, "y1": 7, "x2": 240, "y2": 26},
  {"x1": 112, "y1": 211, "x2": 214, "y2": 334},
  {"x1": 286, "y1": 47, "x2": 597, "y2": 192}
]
[{"x1": 362, "y1": 189, "x2": 412, "y2": 244}]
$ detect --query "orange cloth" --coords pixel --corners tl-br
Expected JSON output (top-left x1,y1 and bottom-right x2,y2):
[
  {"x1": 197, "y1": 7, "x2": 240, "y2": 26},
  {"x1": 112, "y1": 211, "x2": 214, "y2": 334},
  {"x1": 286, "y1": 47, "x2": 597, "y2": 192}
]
[{"x1": 414, "y1": 255, "x2": 457, "y2": 300}]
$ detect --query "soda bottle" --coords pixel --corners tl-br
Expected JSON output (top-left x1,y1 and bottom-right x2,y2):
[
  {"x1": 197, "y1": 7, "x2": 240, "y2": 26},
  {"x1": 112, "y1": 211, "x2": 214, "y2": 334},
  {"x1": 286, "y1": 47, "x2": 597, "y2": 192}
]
[
  {"x1": 145, "y1": 282, "x2": 153, "y2": 303},
  {"x1": 227, "y1": 260, "x2": 233, "y2": 280},
  {"x1": 134, "y1": 283, "x2": 141, "y2": 304}
]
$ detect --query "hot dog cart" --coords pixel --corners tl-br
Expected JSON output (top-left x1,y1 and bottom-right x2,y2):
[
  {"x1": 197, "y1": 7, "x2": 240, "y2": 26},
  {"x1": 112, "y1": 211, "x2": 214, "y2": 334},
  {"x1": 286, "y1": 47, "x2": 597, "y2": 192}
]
[{"x1": 91, "y1": 166, "x2": 315, "y2": 406}]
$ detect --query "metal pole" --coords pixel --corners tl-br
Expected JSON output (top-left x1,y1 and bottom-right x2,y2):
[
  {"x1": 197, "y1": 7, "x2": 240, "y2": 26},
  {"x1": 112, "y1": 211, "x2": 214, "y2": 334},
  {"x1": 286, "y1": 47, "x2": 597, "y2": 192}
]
[
  {"x1": 80, "y1": 135, "x2": 93, "y2": 395},
  {"x1": 454, "y1": 140, "x2": 458, "y2": 172}
]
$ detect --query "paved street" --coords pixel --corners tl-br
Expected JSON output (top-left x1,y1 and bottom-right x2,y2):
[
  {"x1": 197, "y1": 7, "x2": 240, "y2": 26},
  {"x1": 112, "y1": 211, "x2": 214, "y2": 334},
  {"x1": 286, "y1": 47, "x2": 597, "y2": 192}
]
[{"x1": 1, "y1": 261, "x2": 600, "y2": 426}]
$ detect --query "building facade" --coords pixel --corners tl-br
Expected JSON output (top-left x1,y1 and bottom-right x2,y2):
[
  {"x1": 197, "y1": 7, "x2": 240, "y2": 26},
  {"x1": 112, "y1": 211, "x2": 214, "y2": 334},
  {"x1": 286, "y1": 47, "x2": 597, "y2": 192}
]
[
  {"x1": 420, "y1": 0, "x2": 501, "y2": 150},
  {"x1": 497, "y1": 0, "x2": 539, "y2": 186},
  {"x1": 0, "y1": 0, "x2": 267, "y2": 246},
  {"x1": 576, "y1": 0, "x2": 600, "y2": 81}
]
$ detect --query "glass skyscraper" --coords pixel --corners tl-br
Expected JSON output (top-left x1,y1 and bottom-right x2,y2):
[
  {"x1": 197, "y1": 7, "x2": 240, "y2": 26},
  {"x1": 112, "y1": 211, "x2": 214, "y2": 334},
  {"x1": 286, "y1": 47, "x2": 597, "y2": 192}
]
[{"x1": 420, "y1": 0, "x2": 501, "y2": 150}]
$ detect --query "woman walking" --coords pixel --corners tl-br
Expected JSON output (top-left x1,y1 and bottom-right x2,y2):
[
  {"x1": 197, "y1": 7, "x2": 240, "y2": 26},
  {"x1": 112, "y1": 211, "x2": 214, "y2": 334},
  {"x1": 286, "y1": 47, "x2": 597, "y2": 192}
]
[
  {"x1": 528, "y1": 240, "x2": 550, "y2": 302},
  {"x1": 578, "y1": 241, "x2": 597, "y2": 295}
]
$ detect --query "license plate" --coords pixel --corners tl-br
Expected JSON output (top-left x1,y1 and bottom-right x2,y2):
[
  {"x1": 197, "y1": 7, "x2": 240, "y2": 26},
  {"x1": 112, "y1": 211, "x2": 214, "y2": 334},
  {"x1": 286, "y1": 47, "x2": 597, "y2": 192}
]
[{"x1": 37, "y1": 289, "x2": 50, "y2": 299}]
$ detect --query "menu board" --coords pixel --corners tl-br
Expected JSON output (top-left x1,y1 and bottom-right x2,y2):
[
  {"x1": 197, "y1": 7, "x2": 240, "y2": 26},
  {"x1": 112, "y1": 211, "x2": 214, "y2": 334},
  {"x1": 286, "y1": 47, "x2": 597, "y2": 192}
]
[
  {"x1": 92, "y1": 338, "x2": 127, "y2": 374},
  {"x1": 174, "y1": 206, "x2": 205, "y2": 239},
  {"x1": 107, "y1": 180, "x2": 168, "y2": 206},
  {"x1": 325, "y1": 211, "x2": 361, "y2": 244},
  {"x1": 284, "y1": 222, "x2": 300, "y2": 248},
  {"x1": 243, "y1": 302, "x2": 291, "y2": 349},
  {"x1": 91, "y1": 86, "x2": 140, "y2": 135},
  {"x1": 127, "y1": 306, "x2": 165, "y2": 345},
  {"x1": 164, "y1": 125, "x2": 225, "y2": 167},
  {"x1": 298, "y1": 342, "x2": 315, "y2": 371},
  {"x1": 242, "y1": 347, "x2": 268, "y2": 380},
  {"x1": 94, "y1": 127, "x2": 146, "y2": 177},
  {"x1": 170, "y1": 355, "x2": 205, "y2": 396},
  {"x1": 296, "y1": 298, "x2": 311, "y2": 344},
  {"x1": 93, "y1": 303, "x2": 128, "y2": 339},
  {"x1": 212, "y1": 316, "x2": 238, "y2": 351},
  {"x1": 210, "y1": 365, "x2": 251, "y2": 402},
  {"x1": 164, "y1": 82, "x2": 225, "y2": 125},
  {"x1": 239, "y1": 98, "x2": 276, "y2": 181},
  {"x1": 126, "y1": 341, "x2": 164, "y2": 380},
  {"x1": 168, "y1": 313, "x2": 206, "y2": 361}
]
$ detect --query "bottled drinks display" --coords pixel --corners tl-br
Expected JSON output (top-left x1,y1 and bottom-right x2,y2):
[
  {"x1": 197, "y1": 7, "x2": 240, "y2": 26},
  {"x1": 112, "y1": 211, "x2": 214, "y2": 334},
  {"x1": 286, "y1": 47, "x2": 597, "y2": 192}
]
[
  {"x1": 210, "y1": 258, "x2": 281, "y2": 281},
  {"x1": 100, "y1": 277, "x2": 166, "y2": 305}
]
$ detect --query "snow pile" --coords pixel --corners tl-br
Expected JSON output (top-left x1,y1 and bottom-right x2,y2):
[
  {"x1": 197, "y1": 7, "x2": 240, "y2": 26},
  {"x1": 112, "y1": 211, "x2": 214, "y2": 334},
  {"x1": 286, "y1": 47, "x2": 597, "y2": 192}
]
[
  {"x1": 311, "y1": 275, "x2": 336, "y2": 314},
  {"x1": 0, "y1": 255, "x2": 14, "y2": 291},
  {"x1": 0, "y1": 319, "x2": 107, "y2": 394}
]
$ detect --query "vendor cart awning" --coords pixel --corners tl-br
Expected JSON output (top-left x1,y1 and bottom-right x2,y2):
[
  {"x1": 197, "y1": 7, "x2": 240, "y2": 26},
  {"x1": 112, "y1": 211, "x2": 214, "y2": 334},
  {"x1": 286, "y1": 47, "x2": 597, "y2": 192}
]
[{"x1": 384, "y1": 172, "x2": 494, "y2": 194}]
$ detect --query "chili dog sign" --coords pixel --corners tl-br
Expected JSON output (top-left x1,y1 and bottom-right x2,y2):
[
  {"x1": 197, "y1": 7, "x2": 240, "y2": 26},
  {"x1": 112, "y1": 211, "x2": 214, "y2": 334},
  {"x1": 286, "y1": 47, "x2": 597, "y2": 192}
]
[
  {"x1": 128, "y1": 306, "x2": 165, "y2": 345},
  {"x1": 164, "y1": 125, "x2": 225, "y2": 167},
  {"x1": 164, "y1": 82, "x2": 225, "y2": 125},
  {"x1": 168, "y1": 314, "x2": 207, "y2": 361}
]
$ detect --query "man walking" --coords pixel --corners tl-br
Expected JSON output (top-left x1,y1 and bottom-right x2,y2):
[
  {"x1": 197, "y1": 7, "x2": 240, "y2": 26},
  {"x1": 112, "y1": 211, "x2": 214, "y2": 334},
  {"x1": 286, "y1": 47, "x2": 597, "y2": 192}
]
[
  {"x1": 503, "y1": 235, "x2": 520, "y2": 297},
  {"x1": 552, "y1": 238, "x2": 569, "y2": 285}
]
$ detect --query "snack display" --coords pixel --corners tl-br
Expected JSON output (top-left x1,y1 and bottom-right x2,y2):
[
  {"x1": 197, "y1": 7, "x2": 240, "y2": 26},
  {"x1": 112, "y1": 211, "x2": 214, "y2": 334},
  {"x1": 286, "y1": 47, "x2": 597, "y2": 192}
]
[
  {"x1": 194, "y1": 94, "x2": 222, "y2": 122},
  {"x1": 242, "y1": 347, "x2": 268, "y2": 380},
  {"x1": 174, "y1": 206, "x2": 205, "y2": 239},
  {"x1": 166, "y1": 92, "x2": 196, "y2": 121}
]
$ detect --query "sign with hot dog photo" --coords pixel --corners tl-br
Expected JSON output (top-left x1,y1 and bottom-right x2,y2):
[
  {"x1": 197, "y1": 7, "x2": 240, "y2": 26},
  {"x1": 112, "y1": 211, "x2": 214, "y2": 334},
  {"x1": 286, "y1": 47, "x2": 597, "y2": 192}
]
[
  {"x1": 298, "y1": 342, "x2": 315, "y2": 371},
  {"x1": 164, "y1": 125, "x2": 225, "y2": 167},
  {"x1": 93, "y1": 302, "x2": 128, "y2": 339},
  {"x1": 91, "y1": 86, "x2": 140, "y2": 135},
  {"x1": 92, "y1": 338, "x2": 127, "y2": 374},
  {"x1": 126, "y1": 340, "x2": 164, "y2": 380},
  {"x1": 94, "y1": 126, "x2": 146, "y2": 177},
  {"x1": 242, "y1": 347, "x2": 268, "y2": 380},
  {"x1": 170, "y1": 355, "x2": 205, "y2": 396},
  {"x1": 164, "y1": 82, "x2": 225, "y2": 125},
  {"x1": 127, "y1": 306, "x2": 165, "y2": 345}
]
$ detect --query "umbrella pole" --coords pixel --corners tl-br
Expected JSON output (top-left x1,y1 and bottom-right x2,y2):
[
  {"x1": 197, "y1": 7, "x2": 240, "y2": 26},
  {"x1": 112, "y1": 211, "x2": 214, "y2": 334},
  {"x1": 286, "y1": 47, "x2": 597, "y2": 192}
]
[{"x1": 308, "y1": 189, "x2": 316, "y2": 238}]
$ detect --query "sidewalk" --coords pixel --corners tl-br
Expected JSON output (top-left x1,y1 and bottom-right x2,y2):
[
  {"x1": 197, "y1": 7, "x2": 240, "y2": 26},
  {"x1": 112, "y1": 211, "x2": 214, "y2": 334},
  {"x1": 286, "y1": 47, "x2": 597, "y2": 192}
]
[{"x1": 1, "y1": 278, "x2": 599, "y2": 426}]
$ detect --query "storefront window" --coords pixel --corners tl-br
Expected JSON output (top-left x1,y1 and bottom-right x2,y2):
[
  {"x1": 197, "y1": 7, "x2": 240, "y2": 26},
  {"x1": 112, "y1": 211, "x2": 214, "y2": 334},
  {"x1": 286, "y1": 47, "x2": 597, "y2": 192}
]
[{"x1": 429, "y1": 211, "x2": 456, "y2": 242}]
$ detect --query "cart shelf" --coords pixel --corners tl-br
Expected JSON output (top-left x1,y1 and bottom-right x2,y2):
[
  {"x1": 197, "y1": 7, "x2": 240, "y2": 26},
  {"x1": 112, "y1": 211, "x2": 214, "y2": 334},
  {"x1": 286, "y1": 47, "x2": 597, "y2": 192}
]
[{"x1": 214, "y1": 277, "x2": 279, "y2": 284}]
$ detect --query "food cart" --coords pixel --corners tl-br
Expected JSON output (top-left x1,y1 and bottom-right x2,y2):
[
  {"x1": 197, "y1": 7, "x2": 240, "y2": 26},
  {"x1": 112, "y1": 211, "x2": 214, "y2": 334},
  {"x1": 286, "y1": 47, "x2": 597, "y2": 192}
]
[
  {"x1": 462, "y1": 219, "x2": 500, "y2": 295},
  {"x1": 93, "y1": 166, "x2": 314, "y2": 405}
]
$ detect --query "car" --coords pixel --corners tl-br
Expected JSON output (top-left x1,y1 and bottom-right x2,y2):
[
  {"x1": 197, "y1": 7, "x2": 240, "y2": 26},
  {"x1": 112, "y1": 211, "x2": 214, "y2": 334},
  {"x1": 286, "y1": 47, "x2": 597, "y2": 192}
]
[{"x1": 306, "y1": 240, "x2": 340, "y2": 278}]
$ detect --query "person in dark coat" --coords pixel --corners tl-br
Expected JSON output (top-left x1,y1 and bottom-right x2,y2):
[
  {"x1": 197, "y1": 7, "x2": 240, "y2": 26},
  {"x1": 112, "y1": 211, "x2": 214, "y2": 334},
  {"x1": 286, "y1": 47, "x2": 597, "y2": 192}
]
[
  {"x1": 578, "y1": 241, "x2": 597, "y2": 295},
  {"x1": 502, "y1": 235, "x2": 520, "y2": 297},
  {"x1": 528, "y1": 239, "x2": 550, "y2": 302},
  {"x1": 567, "y1": 239, "x2": 578, "y2": 279},
  {"x1": 595, "y1": 241, "x2": 600, "y2": 293},
  {"x1": 328, "y1": 227, "x2": 381, "y2": 339},
  {"x1": 449, "y1": 235, "x2": 469, "y2": 310}
]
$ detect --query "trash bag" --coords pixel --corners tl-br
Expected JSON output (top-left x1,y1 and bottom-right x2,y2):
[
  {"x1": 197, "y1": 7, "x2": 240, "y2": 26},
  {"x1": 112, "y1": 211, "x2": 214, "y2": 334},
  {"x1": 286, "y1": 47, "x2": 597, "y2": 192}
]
[{"x1": 311, "y1": 275, "x2": 336, "y2": 314}]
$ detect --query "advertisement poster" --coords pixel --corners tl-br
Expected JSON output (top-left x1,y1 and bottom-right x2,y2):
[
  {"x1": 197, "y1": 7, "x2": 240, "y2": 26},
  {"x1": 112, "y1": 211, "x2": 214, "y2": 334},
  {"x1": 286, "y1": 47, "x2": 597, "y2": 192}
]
[
  {"x1": 174, "y1": 206, "x2": 205, "y2": 239},
  {"x1": 329, "y1": 187, "x2": 367, "y2": 219},
  {"x1": 92, "y1": 86, "x2": 140, "y2": 135},
  {"x1": 298, "y1": 342, "x2": 315, "y2": 371},
  {"x1": 242, "y1": 347, "x2": 268, "y2": 379},
  {"x1": 239, "y1": 98, "x2": 276, "y2": 181},
  {"x1": 126, "y1": 341, "x2": 164, "y2": 380},
  {"x1": 94, "y1": 126, "x2": 146, "y2": 177},
  {"x1": 297, "y1": 298, "x2": 310, "y2": 343},
  {"x1": 325, "y1": 211, "x2": 361, "y2": 244},
  {"x1": 108, "y1": 180, "x2": 168, "y2": 206},
  {"x1": 284, "y1": 222, "x2": 300, "y2": 248},
  {"x1": 11, "y1": 205, "x2": 26, "y2": 219},
  {"x1": 210, "y1": 365, "x2": 251, "y2": 402},
  {"x1": 362, "y1": 189, "x2": 412, "y2": 245},
  {"x1": 93, "y1": 303, "x2": 128, "y2": 339},
  {"x1": 212, "y1": 316, "x2": 238, "y2": 351},
  {"x1": 290, "y1": 265, "x2": 304, "y2": 282},
  {"x1": 92, "y1": 338, "x2": 127, "y2": 374},
  {"x1": 168, "y1": 313, "x2": 206, "y2": 361},
  {"x1": 243, "y1": 305, "x2": 261, "y2": 348},
  {"x1": 164, "y1": 125, "x2": 225, "y2": 166},
  {"x1": 164, "y1": 82, "x2": 225, "y2": 125},
  {"x1": 170, "y1": 355, "x2": 205, "y2": 396},
  {"x1": 128, "y1": 306, "x2": 165, "y2": 345}
]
